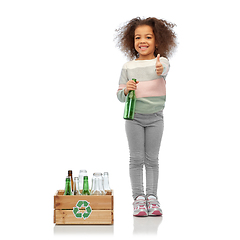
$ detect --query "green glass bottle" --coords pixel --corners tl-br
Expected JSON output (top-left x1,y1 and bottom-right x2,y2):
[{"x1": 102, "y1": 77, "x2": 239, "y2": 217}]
[
  {"x1": 81, "y1": 176, "x2": 90, "y2": 195},
  {"x1": 64, "y1": 176, "x2": 72, "y2": 195},
  {"x1": 124, "y1": 78, "x2": 137, "y2": 120}
]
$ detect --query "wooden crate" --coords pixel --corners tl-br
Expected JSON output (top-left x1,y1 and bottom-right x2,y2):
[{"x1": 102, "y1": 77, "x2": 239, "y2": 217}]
[{"x1": 54, "y1": 190, "x2": 114, "y2": 225}]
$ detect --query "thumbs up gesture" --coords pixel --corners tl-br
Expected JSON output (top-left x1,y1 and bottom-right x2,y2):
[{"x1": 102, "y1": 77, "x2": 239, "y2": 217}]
[{"x1": 155, "y1": 54, "x2": 163, "y2": 76}]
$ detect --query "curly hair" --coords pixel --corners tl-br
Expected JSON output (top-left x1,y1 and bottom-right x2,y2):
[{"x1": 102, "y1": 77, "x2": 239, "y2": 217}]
[{"x1": 115, "y1": 17, "x2": 177, "y2": 60}]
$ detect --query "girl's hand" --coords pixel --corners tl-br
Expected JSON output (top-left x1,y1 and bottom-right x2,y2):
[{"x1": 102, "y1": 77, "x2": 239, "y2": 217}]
[
  {"x1": 124, "y1": 80, "x2": 139, "y2": 95},
  {"x1": 155, "y1": 54, "x2": 163, "y2": 76}
]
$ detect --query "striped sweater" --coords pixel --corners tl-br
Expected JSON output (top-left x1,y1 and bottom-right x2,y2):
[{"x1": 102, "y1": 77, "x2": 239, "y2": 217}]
[{"x1": 117, "y1": 57, "x2": 170, "y2": 114}]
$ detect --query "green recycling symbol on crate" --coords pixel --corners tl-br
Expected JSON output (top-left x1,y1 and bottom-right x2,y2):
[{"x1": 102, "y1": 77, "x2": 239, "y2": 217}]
[{"x1": 73, "y1": 200, "x2": 92, "y2": 220}]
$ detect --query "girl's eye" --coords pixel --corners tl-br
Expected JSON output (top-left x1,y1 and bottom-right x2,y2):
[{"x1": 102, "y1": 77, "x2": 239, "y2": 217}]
[
  {"x1": 147, "y1": 36, "x2": 152, "y2": 39},
  {"x1": 135, "y1": 37, "x2": 140, "y2": 40}
]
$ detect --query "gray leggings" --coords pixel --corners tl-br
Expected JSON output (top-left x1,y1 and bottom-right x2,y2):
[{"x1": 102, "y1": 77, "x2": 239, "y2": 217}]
[{"x1": 125, "y1": 111, "x2": 164, "y2": 200}]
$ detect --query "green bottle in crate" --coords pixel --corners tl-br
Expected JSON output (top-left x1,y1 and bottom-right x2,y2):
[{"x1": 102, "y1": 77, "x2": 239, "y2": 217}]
[
  {"x1": 82, "y1": 176, "x2": 90, "y2": 195},
  {"x1": 64, "y1": 176, "x2": 72, "y2": 195},
  {"x1": 123, "y1": 78, "x2": 137, "y2": 120}
]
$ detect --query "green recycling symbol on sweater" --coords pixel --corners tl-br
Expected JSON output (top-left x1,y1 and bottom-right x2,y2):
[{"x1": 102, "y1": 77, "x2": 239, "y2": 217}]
[{"x1": 73, "y1": 200, "x2": 92, "y2": 219}]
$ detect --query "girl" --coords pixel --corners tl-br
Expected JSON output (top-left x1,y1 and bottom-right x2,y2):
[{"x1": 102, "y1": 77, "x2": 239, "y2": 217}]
[{"x1": 115, "y1": 17, "x2": 177, "y2": 217}]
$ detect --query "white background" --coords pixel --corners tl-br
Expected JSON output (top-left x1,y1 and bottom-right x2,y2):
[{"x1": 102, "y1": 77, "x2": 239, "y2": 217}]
[{"x1": 1, "y1": 0, "x2": 240, "y2": 239}]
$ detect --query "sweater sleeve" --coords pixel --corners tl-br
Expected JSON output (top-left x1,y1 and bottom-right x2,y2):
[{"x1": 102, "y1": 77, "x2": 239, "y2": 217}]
[
  {"x1": 160, "y1": 57, "x2": 170, "y2": 77},
  {"x1": 116, "y1": 64, "x2": 128, "y2": 103}
]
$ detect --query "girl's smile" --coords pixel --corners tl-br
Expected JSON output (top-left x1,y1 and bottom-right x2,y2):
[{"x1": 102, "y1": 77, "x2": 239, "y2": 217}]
[
  {"x1": 134, "y1": 25, "x2": 157, "y2": 60},
  {"x1": 139, "y1": 45, "x2": 149, "y2": 51}
]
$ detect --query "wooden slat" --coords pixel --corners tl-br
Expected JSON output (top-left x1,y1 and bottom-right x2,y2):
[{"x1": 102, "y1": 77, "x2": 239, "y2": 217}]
[
  {"x1": 54, "y1": 210, "x2": 113, "y2": 225},
  {"x1": 53, "y1": 210, "x2": 56, "y2": 223},
  {"x1": 54, "y1": 195, "x2": 113, "y2": 210},
  {"x1": 54, "y1": 190, "x2": 113, "y2": 210}
]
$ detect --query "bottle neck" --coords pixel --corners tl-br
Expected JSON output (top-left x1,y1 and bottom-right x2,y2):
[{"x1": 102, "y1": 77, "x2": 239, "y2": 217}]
[
  {"x1": 83, "y1": 176, "x2": 89, "y2": 190},
  {"x1": 73, "y1": 178, "x2": 79, "y2": 191},
  {"x1": 65, "y1": 180, "x2": 71, "y2": 188},
  {"x1": 64, "y1": 178, "x2": 72, "y2": 195},
  {"x1": 68, "y1": 170, "x2": 72, "y2": 177},
  {"x1": 83, "y1": 180, "x2": 89, "y2": 189},
  {"x1": 130, "y1": 79, "x2": 136, "y2": 93}
]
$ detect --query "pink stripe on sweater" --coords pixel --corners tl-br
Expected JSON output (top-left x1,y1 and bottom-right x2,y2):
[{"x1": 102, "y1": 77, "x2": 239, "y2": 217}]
[
  {"x1": 135, "y1": 78, "x2": 166, "y2": 98},
  {"x1": 117, "y1": 84, "x2": 126, "y2": 92}
]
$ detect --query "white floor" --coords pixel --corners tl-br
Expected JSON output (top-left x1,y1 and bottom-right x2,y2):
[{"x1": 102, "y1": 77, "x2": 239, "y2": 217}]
[
  {"x1": 53, "y1": 216, "x2": 162, "y2": 237},
  {"x1": 51, "y1": 191, "x2": 240, "y2": 240},
  {"x1": 3, "y1": 189, "x2": 240, "y2": 240}
]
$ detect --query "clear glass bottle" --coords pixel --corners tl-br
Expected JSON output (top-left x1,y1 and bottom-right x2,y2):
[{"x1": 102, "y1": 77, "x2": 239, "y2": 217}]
[
  {"x1": 64, "y1": 176, "x2": 72, "y2": 195},
  {"x1": 91, "y1": 172, "x2": 106, "y2": 195},
  {"x1": 78, "y1": 170, "x2": 87, "y2": 191},
  {"x1": 73, "y1": 177, "x2": 80, "y2": 195},
  {"x1": 103, "y1": 172, "x2": 111, "y2": 192}
]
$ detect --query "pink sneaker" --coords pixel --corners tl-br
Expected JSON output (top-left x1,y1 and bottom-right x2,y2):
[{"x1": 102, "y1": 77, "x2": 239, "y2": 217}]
[
  {"x1": 133, "y1": 196, "x2": 148, "y2": 217},
  {"x1": 147, "y1": 196, "x2": 162, "y2": 216}
]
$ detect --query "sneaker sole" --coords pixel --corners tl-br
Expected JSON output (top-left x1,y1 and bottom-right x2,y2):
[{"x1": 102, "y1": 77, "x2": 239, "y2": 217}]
[
  {"x1": 149, "y1": 210, "x2": 162, "y2": 216},
  {"x1": 134, "y1": 211, "x2": 148, "y2": 217}
]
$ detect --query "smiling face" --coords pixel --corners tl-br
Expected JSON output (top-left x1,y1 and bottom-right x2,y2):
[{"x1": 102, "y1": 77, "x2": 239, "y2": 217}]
[{"x1": 134, "y1": 25, "x2": 157, "y2": 60}]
